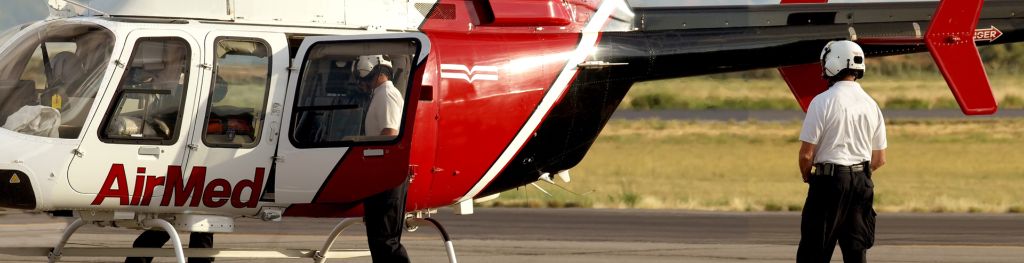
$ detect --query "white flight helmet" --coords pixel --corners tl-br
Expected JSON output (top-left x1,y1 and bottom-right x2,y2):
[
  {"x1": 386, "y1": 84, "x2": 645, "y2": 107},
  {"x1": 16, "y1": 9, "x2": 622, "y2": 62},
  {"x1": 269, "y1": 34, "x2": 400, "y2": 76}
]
[
  {"x1": 355, "y1": 55, "x2": 393, "y2": 78},
  {"x1": 820, "y1": 40, "x2": 866, "y2": 79}
]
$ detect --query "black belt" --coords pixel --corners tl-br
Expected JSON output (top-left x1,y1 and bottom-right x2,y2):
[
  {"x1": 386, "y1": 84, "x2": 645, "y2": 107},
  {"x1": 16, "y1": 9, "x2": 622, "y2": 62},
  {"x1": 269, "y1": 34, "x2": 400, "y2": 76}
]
[{"x1": 813, "y1": 163, "x2": 865, "y2": 177}]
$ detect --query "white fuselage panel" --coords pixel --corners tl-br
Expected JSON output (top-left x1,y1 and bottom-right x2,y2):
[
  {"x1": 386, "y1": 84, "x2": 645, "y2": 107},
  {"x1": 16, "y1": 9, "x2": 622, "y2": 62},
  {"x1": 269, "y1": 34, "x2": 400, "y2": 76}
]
[{"x1": 63, "y1": 0, "x2": 437, "y2": 30}]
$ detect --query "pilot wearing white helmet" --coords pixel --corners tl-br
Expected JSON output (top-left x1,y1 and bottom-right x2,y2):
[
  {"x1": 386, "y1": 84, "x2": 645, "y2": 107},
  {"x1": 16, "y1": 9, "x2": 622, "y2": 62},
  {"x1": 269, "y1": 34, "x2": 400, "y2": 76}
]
[
  {"x1": 796, "y1": 40, "x2": 887, "y2": 263},
  {"x1": 357, "y1": 55, "x2": 403, "y2": 136},
  {"x1": 355, "y1": 54, "x2": 411, "y2": 263}
]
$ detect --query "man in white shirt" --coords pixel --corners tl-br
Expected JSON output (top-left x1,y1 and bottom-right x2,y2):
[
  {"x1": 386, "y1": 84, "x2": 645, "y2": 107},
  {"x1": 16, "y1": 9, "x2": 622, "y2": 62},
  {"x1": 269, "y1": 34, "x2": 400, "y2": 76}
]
[
  {"x1": 360, "y1": 55, "x2": 404, "y2": 136},
  {"x1": 796, "y1": 41, "x2": 887, "y2": 263},
  {"x1": 355, "y1": 55, "x2": 410, "y2": 263}
]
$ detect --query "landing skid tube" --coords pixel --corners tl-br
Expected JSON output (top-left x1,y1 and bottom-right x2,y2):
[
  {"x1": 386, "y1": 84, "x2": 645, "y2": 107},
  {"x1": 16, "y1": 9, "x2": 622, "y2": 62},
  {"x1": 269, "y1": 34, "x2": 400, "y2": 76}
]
[
  {"x1": 0, "y1": 247, "x2": 371, "y2": 260},
  {"x1": 5, "y1": 216, "x2": 459, "y2": 262}
]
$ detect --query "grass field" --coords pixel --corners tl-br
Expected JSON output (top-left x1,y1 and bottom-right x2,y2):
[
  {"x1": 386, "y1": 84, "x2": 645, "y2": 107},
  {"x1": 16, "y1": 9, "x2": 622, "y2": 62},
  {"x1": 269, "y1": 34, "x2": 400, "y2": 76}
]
[
  {"x1": 624, "y1": 70, "x2": 1024, "y2": 110},
  {"x1": 486, "y1": 119, "x2": 1024, "y2": 213}
]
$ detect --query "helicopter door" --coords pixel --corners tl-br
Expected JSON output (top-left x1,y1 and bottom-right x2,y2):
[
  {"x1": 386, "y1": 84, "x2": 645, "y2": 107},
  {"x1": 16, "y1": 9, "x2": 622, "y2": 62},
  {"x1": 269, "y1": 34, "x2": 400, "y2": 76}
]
[
  {"x1": 68, "y1": 30, "x2": 201, "y2": 204},
  {"x1": 275, "y1": 34, "x2": 429, "y2": 204},
  {"x1": 177, "y1": 32, "x2": 288, "y2": 211}
]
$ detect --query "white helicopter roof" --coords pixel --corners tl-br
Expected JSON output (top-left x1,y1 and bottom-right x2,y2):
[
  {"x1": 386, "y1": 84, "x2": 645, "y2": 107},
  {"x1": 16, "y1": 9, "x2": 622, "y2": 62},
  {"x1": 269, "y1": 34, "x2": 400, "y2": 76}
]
[{"x1": 48, "y1": 0, "x2": 437, "y2": 30}]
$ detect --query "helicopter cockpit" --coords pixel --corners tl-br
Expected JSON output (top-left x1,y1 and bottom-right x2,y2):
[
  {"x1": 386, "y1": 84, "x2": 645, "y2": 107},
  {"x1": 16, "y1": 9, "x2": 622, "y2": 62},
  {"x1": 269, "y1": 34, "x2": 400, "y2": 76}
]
[{"x1": 0, "y1": 21, "x2": 114, "y2": 139}]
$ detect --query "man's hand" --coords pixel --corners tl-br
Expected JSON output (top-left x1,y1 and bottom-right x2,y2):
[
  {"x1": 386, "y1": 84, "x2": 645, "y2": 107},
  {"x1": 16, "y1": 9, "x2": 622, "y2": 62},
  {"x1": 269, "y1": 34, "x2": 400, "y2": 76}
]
[
  {"x1": 871, "y1": 149, "x2": 886, "y2": 172},
  {"x1": 799, "y1": 142, "x2": 816, "y2": 184}
]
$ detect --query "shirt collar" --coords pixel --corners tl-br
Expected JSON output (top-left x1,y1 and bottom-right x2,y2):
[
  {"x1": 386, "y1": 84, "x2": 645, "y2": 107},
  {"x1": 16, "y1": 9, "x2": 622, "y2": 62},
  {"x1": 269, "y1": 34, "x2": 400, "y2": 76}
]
[
  {"x1": 374, "y1": 80, "x2": 393, "y2": 90},
  {"x1": 831, "y1": 80, "x2": 861, "y2": 90}
]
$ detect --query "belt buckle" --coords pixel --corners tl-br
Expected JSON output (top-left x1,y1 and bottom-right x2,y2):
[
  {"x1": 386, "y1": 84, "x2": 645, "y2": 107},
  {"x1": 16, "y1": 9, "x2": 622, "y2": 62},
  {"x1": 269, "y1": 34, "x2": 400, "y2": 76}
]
[{"x1": 815, "y1": 163, "x2": 835, "y2": 177}]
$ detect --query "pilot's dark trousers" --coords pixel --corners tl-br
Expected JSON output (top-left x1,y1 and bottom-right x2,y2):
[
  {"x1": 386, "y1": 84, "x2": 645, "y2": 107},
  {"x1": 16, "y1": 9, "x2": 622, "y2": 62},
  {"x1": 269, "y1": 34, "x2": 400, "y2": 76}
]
[
  {"x1": 125, "y1": 230, "x2": 214, "y2": 263},
  {"x1": 797, "y1": 163, "x2": 876, "y2": 263},
  {"x1": 363, "y1": 178, "x2": 411, "y2": 263}
]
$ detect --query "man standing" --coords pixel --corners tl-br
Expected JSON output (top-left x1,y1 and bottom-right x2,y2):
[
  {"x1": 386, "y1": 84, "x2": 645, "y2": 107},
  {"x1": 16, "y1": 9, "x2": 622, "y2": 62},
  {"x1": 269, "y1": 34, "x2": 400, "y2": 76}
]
[
  {"x1": 359, "y1": 55, "x2": 404, "y2": 137},
  {"x1": 356, "y1": 54, "x2": 411, "y2": 263},
  {"x1": 797, "y1": 40, "x2": 887, "y2": 263}
]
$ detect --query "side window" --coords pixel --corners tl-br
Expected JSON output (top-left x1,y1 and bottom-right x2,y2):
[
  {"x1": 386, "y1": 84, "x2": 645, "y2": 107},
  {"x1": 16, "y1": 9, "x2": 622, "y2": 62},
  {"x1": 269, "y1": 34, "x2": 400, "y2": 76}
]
[
  {"x1": 203, "y1": 39, "x2": 271, "y2": 148},
  {"x1": 290, "y1": 39, "x2": 419, "y2": 148},
  {"x1": 100, "y1": 38, "x2": 190, "y2": 144}
]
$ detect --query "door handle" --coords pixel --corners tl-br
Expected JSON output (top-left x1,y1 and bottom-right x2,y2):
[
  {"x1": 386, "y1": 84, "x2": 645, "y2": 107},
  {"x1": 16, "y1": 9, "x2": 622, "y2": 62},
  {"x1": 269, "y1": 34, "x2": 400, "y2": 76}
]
[
  {"x1": 138, "y1": 147, "x2": 161, "y2": 157},
  {"x1": 363, "y1": 149, "x2": 384, "y2": 157}
]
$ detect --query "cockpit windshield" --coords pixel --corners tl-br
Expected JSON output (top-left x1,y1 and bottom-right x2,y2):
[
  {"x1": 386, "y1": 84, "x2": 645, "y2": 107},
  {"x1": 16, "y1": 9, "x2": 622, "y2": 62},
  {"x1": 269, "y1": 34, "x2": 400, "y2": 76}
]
[{"x1": 0, "y1": 21, "x2": 114, "y2": 139}]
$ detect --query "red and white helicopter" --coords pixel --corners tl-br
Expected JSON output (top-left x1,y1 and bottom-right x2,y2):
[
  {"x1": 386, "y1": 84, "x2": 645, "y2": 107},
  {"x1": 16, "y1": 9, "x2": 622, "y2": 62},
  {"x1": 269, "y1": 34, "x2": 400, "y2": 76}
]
[{"x1": 0, "y1": 0, "x2": 1018, "y2": 262}]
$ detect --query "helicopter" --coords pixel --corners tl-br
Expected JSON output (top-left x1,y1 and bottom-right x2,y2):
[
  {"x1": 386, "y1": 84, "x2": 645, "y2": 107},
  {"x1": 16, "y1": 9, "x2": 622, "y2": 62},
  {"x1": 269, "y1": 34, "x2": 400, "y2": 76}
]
[{"x1": 0, "y1": 0, "x2": 1021, "y2": 262}]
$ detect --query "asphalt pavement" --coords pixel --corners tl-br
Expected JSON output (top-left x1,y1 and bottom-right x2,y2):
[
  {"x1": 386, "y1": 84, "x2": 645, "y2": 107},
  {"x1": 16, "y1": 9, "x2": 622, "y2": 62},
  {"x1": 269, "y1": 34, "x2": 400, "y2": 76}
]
[{"x1": 1, "y1": 208, "x2": 1022, "y2": 262}]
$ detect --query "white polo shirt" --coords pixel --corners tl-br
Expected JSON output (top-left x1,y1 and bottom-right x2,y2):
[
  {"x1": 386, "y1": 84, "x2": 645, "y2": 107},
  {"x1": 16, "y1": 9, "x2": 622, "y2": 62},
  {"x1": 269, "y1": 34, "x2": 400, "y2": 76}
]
[
  {"x1": 799, "y1": 81, "x2": 887, "y2": 166},
  {"x1": 364, "y1": 81, "x2": 404, "y2": 135}
]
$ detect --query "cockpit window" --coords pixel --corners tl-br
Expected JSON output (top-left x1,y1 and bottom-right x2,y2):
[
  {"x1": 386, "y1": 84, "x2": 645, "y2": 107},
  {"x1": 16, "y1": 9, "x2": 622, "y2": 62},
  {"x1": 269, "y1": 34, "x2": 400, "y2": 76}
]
[
  {"x1": 0, "y1": 21, "x2": 114, "y2": 139},
  {"x1": 100, "y1": 38, "x2": 191, "y2": 145}
]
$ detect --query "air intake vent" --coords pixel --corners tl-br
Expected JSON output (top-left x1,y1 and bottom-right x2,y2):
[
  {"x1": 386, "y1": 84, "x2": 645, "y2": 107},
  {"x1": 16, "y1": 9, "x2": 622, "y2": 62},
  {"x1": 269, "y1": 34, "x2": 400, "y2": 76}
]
[
  {"x1": 414, "y1": 3, "x2": 435, "y2": 17},
  {"x1": 425, "y1": 3, "x2": 457, "y2": 20}
]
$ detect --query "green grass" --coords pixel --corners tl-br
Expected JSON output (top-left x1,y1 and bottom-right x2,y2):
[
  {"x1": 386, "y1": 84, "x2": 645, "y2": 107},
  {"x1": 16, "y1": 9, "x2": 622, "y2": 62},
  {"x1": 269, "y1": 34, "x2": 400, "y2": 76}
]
[
  {"x1": 623, "y1": 72, "x2": 1024, "y2": 111},
  {"x1": 486, "y1": 119, "x2": 1024, "y2": 213}
]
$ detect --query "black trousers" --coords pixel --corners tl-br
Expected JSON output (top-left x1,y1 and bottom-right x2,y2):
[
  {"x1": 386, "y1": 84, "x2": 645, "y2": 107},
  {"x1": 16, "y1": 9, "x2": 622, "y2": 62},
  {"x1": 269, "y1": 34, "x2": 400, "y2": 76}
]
[
  {"x1": 363, "y1": 179, "x2": 411, "y2": 263},
  {"x1": 125, "y1": 230, "x2": 214, "y2": 263},
  {"x1": 797, "y1": 165, "x2": 877, "y2": 263}
]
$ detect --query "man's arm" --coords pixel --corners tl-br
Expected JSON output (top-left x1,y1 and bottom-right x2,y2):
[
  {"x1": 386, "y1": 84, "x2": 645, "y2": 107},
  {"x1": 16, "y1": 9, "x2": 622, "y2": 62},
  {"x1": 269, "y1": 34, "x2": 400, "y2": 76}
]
[
  {"x1": 799, "y1": 142, "x2": 816, "y2": 183},
  {"x1": 379, "y1": 86, "x2": 403, "y2": 137},
  {"x1": 870, "y1": 149, "x2": 886, "y2": 172}
]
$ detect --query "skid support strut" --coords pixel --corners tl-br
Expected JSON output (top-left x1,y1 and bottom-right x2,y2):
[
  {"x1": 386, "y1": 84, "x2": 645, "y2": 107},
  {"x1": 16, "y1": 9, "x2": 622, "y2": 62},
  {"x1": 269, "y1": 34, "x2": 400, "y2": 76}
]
[
  {"x1": 410, "y1": 218, "x2": 458, "y2": 263},
  {"x1": 143, "y1": 219, "x2": 187, "y2": 263},
  {"x1": 313, "y1": 218, "x2": 361, "y2": 263},
  {"x1": 312, "y1": 217, "x2": 458, "y2": 263},
  {"x1": 47, "y1": 218, "x2": 85, "y2": 263},
  {"x1": 48, "y1": 218, "x2": 185, "y2": 263}
]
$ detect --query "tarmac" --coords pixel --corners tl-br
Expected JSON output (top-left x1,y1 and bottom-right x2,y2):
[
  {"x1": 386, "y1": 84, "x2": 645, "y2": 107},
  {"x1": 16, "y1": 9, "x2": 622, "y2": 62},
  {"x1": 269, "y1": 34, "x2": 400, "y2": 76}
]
[{"x1": 1, "y1": 208, "x2": 1023, "y2": 262}]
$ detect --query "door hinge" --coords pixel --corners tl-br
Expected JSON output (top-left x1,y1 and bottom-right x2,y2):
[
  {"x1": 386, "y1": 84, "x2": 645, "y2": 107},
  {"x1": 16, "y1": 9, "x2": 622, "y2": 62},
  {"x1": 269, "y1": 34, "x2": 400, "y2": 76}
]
[
  {"x1": 199, "y1": 63, "x2": 213, "y2": 69},
  {"x1": 71, "y1": 149, "x2": 84, "y2": 158},
  {"x1": 287, "y1": 59, "x2": 298, "y2": 71},
  {"x1": 187, "y1": 144, "x2": 198, "y2": 150}
]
